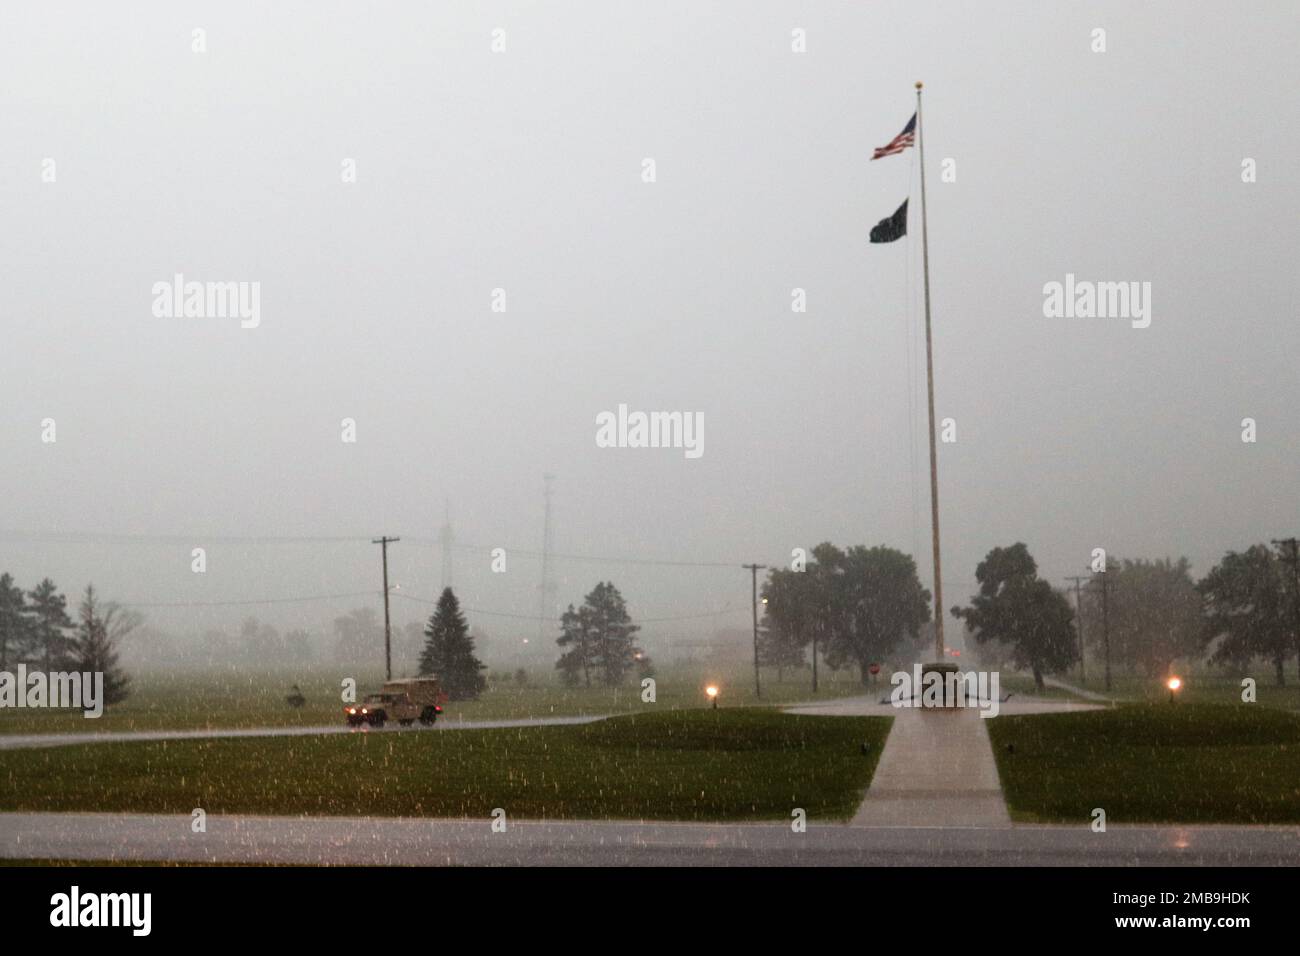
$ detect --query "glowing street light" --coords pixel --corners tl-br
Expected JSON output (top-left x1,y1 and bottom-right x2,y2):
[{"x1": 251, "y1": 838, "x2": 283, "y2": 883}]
[
  {"x1": 705, "y1": 685, "x2": 719, "y2": 710},
  {"x1": 1167, "y1": 675, "x2": 1183, "y2": 703}
]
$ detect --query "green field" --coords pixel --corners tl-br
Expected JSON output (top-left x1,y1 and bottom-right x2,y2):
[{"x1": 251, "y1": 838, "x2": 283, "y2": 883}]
[
  {"x1": 0, "y1": 664, "x2": 872, "y2": 736},
  {"x1": 0, "y1": 710, "x2": 891, "y2": 822},
  {"x1": 989, "y1": 703, "x2": 1300, "y2": 824},
  {"x1": 1049, "y1": 670, "x2": 1300, "y2": 709},
  {"x1": 996, "y1": 674, "x2": 1081, "y2": 700}
]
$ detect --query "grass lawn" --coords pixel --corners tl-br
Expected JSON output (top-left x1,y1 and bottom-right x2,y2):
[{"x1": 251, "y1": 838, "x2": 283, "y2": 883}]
[
  {"x1": 1046, "y1": 671, "x2": 1300, "y2": 710},
  {"x1": 0, "y1": 710, "x2": 891, "y2": 822},
  {"x1": 988, "y1": 703, "x2": 1300, "y2": 824},
  {"x1": 0, "y1": 665, "x2": 870, "y2": 736},
  {"x1": 997, "y1": 674, "x2": 1081, "y2": 700}
]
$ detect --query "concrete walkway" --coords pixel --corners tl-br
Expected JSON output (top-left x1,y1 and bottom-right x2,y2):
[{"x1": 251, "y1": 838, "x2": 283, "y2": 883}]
[
  {"x1": 786, "y1": 692, "x2": 1104, "y2": 828},
  {"x1": 852, "y1": 708, "x2": 1010, "y2": 827},
  {"x1": 786, "y1": 695, "x2": 1103, "y2": 718},
  {"x1": 1042, "y1": 675, "x2": 1116, "y2": 703}
]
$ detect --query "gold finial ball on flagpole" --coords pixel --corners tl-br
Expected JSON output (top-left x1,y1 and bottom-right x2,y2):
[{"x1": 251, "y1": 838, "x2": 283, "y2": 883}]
[{"x1": 915, "y1": 81, "x2": 923, "y2": 89}]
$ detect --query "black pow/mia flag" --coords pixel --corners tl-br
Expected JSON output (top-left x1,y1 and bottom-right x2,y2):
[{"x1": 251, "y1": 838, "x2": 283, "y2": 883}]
[{"x1": 869, "y1": 199, "x2": 908, "y2": 244}]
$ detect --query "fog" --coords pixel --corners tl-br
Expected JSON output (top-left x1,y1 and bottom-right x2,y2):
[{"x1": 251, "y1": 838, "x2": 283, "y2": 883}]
[{"x1": 2, "y1": 1, "x2": 1297, "y2": 663}]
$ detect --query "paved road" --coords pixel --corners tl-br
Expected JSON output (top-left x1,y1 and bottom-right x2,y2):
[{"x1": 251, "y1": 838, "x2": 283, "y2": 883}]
[
  {"x1": 3, "y1": 812, "x2": 1298, "y2": 866},
  {"x1": 0, "y1": 690, "x2": 1094, "y2": 753},
  {"x1": 0, "y1": 715, "x2": 606, "y2": 751}
]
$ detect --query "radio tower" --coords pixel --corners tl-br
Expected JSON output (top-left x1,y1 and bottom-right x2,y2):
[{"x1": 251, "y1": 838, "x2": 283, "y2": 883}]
[
  {"x1": 538, "y1": 474, "x2": 557, "y2": 642},
  {"x1": 439, "y1": 499, "x2": 454, "y2": 590}
]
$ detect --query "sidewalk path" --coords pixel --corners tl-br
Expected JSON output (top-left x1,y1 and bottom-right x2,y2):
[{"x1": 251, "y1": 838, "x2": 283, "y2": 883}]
[
  {"x1": 785, "y1": 692, "x2": 1103, "y2": 828},
  {"x1": 1041, "y1": 675, "x2": 1116, "y2": 704},
  {"x1": 852, "y1": 708, "x2": 1010, "y2": 827}
]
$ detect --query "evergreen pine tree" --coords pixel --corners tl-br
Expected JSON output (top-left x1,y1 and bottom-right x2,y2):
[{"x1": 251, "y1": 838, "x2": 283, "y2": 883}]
[
  {"x1": 0, "y1": 573, "x2": 32, "y2": 670},
  {"x1": 72, "y1": 584, "x2": 135, "y2": 707},
  {"x1": 419, "y1": 587, "x2": 487, "y2": 700},
  {"x1": 584, "y1": 582, "x2": 643, "y2": 686},
  {"x1": 556, "y1": 603, "x2": 594, "y2": 687},
  {"x1": 29, "y1": 578, "x2": 75, "y2": 671}
]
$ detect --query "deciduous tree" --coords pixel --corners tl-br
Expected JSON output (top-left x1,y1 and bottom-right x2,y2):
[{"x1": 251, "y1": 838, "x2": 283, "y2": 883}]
[
  {"x1": 952, "y1": 543, "x2": 1077, "y2": 691},
  {"x1": 1197, "y1": 544, "x2": 1293, "y2": 686}
]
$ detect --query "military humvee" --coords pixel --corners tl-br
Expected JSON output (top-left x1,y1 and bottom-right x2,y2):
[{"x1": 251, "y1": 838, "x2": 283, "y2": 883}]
[{"x1": 345, "y1": 677, "x2": 446, "y2": 728}]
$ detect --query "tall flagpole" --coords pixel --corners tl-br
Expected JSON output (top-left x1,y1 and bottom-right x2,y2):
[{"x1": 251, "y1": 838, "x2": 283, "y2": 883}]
[{"x1": 915, "y1": 80, "x2": 945, "y2": 662}]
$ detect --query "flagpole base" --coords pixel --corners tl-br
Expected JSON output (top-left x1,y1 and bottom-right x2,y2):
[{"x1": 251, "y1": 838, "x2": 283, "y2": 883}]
[{"x1": 920, "y1": 661, "x2": 960, "y2": 709}]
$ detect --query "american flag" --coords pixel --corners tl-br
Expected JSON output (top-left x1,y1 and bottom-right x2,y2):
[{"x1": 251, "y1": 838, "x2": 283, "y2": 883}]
[{"x1": 871, "y1": 113, "x2": 916, "y2": 160}]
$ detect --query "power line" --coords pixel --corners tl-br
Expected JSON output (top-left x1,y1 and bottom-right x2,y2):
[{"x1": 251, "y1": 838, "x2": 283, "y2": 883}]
[
  {"x1": 9, "y1": 529, "x2": 976, "y2": 622},
  {"x1": 0, "y1": 529, "x2": 748, "y2": 568},
  {"x1": 452, "y1": 542, "x2": 740, "y2": 569},
  {"x1": 119, "y1": 590, "x2": 377, "y2": 608},
  {"x1": 390, "y1": 590, "x2": 740, "y2": 624},
  {"x1": 111, "y1": 586, "x2": 743, "y2": 628},
  {"x1": 4, "y1": 528, "x2": 973, "y2": 579},
  {"x1": 0, "y1": 530, "x2": 371, "y2": 545}
]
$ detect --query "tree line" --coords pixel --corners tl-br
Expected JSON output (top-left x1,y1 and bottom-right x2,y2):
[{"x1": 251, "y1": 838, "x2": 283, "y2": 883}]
[
  {"x1": 757, "y1": 538, "x2": 1300, "y2": 691},
  {"x1": 0, "y1": 573, "x2": 134, "y2": 706}
]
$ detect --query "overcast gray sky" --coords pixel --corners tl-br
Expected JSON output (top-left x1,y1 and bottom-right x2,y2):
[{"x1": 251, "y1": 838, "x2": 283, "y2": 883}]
[{"x1": 2, "y1": 2, "x2": 1297, "y2": 656}]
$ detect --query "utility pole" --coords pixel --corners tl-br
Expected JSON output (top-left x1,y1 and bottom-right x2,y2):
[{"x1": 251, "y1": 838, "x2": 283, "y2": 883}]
[
  {"x1": 743, "y1": 564, "x2": 767, "y2": 698},
  {"x1": 812, "y1": 611, "x2": 821, "y2": 694},
  {"x1": 439, "y1": 500, "x2": 454, "y2": 590},
  {"x1": 1272, "y1": 537, "x2": 1300, "y2": 679},
  {"x1": 372, "y1": 536, "x2": 399, "y2": 680},
  {"x1": 1065, "y1": 576, "x2": 1088, "y2": 682},
  {"x1": 1095, "y1": 570, "x2": 1112, "y2": 692},
  {"x1": 538, "y1": 474, "x2": 557, "y2": 644}
]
